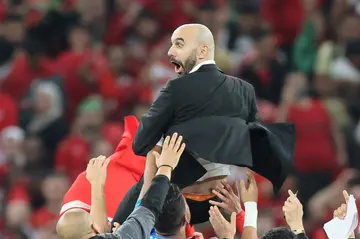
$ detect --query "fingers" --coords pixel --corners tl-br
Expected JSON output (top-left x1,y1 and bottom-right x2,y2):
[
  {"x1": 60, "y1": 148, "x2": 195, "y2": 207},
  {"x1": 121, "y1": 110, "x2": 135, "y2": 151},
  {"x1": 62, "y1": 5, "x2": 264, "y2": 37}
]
[
  {"x1": 212, "y1": 189, "x2": 227, "y2": 202},
  {"x1": 343, "y1": 190, "x2": 350, "y2": 203},
  {"x1": 216, "y1": 185, "x2": 232, "y2": 199},
  {"x1": 247, "y1": 171, "x2": 256, "y2": 185},
  {"x1": 177, "y1": 143, "x2": 186, "y2": 157},
  {"x1": 168, "y1": 133, "x2": 178, "y2": 149},
  {"x1": 209, "y1": 199, "x2": 227, "y2": 209},
  {"x1": 239, "y1": 180, "x2": 246, "y2": 192},
  {"x1": 222, "y1": 181, "x2": 236, "y2": 196},
  {"x1": 173, "y1": 135, "x2": 183, "y2": 151},
  {"x1": 103, "y1": 158, "x2": 111, "y2": 167},
  {"x1": 163, "y1": 136, "x2": 170, "y2": 149},
  {"x1": 209, "y1": 206, "x2": 223, "y2": 223},
  {"x1": 334, "y1": 203, "x2": 347, "y2": 219}
]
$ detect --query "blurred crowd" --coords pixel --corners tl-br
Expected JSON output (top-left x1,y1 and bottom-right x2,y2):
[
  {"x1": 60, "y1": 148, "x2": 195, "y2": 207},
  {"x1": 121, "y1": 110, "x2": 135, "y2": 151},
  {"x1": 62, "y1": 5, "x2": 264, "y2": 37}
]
[{"x1": 1, "y1": 0, "x2": 360, "y2": 238}]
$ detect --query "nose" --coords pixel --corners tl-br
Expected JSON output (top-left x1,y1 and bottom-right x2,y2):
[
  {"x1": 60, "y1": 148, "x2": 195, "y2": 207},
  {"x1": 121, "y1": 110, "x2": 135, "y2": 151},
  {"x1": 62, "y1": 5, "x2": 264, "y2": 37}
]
[{"x1": 167, "y1": 46, "x2": 175, "y2": 58}]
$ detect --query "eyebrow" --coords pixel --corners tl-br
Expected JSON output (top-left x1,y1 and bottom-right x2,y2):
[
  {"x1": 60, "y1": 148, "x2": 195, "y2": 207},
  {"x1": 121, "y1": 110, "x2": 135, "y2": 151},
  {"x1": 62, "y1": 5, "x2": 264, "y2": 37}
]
[{"x1": 174, "y1": 37, "x2": 185, "y2": 44}]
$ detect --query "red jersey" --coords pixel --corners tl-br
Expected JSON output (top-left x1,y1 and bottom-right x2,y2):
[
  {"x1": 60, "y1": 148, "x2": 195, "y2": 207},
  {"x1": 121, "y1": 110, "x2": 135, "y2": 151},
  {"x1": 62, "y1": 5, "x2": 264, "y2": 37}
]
[{"x1": 59, "y1": 115, "x2": 145, "y2": 220}]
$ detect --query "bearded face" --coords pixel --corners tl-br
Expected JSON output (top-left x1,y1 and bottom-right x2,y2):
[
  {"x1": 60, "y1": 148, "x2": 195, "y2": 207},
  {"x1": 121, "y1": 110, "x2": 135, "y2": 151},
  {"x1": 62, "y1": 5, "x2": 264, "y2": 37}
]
[{"x1": 170, "y1": 49, "x2": 197, "y2": 76}]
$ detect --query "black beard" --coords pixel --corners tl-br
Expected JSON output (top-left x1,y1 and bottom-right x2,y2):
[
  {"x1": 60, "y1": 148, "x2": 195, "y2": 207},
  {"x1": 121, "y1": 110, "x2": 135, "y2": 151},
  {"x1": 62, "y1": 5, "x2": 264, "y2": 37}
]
[{"x1": 183, "y1": 51, "x2": 197, "y2": 74}]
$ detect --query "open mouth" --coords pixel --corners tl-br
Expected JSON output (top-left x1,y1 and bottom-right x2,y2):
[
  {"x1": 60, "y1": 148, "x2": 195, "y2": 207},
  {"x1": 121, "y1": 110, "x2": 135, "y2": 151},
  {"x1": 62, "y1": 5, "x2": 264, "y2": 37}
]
[{"x1": 170, "y1": 59, "x2": 184, "y2": 75}]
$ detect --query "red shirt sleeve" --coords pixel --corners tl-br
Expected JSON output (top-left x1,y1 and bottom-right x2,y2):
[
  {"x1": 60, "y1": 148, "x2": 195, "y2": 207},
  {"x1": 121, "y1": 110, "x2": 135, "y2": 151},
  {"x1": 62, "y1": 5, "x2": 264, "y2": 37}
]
[{"x1": 236, "y1": 211, "x2": 245, "y2": 234}]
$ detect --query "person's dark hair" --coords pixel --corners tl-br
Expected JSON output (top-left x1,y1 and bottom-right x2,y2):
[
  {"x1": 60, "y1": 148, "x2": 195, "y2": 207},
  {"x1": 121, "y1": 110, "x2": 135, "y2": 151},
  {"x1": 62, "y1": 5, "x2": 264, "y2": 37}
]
[
  {"x1": 0, "y1": 37, "x2": 15, "y2": 65},
  {"x1": 345, "y1": 39, "x2": 360, "y2": 58},
  {"x1": 23, "y1": 37, "x2": 44, "y2": 57},
  {"x1": 252, "y1": 27, "x2": 273, "y2": 43},
  {"x1": 155, "y1": 184, "x2": 186, "y2": 236},
  {"x1": 261, "y1": 227, "x2": 296, "y2": 239}
]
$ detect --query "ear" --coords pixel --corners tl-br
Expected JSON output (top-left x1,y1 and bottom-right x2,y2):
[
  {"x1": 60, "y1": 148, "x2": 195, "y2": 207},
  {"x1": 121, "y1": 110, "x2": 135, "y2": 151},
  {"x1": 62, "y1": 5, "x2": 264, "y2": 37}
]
[{"x1": 197, "y1": 45, "x2": 208, "y2": 60}]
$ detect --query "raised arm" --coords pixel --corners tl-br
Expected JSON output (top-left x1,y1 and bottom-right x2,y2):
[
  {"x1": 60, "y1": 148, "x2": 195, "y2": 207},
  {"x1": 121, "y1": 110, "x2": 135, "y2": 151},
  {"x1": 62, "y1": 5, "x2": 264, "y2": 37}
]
[
  {"x1": 86, "y1": 156, "x2": 111, "y2": 233},
  {"x1": 92, "y1": 134, "x2": 185, "y2": 239},
  {"x1": 133, "y1": 81, "x2": 175, "y2": 156}
]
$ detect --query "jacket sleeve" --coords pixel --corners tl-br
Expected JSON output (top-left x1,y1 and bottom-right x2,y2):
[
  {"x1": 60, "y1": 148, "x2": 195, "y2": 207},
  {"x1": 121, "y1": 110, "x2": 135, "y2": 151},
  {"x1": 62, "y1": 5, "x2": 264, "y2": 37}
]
[
  {"x1": 247, "y1": 84, "x2": 259, "y2": 123},
  {"x1": 90, "y1": 206, "x2": 155, "y2": 239},
  {"x1": 132, "y1": 81, "x2": 174, "y2": 156}
]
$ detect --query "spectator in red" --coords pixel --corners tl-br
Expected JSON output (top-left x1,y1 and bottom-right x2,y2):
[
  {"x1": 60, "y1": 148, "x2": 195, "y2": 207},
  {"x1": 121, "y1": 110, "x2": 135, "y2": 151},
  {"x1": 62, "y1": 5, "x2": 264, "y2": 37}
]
[
  {"x1": 0, "y1": 93, "x2": 18, "y2": 132},
  {"x1": 277, "y1": 72, "x2": 347, "y2": 216},
  {"x1": 104, "y1": 0, "x2": 143, "y2": 45},
  {"x1": 55, "y1": 97, "x2": 104, "y2": 181},
  {"x1": 1, "y1": 37, "x2": 56, "y2": 101},
  {"x1": 56, "y1": 25, "x2": 117, "y2": 121},
  {"x1": 31, "y1": 172, "x2": 69, "y2": 235}
]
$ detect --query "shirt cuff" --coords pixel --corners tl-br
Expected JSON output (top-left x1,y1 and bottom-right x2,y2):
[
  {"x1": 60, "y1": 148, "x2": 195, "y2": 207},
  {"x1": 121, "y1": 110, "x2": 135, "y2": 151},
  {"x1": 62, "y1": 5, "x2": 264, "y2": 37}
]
[
  {"x1": 135, "y1": 200, "x2": 142, "y2": 208},
  {"x1": 156, "y1": 137, "x2": 164, "y2": 147}
]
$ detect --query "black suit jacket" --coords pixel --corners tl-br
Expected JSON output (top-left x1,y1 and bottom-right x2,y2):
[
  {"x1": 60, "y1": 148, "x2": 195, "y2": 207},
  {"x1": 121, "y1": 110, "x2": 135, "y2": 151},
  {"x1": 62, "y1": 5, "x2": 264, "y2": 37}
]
[{"x1": 133, "y1": 64, "x2": 295, "y2": 192}]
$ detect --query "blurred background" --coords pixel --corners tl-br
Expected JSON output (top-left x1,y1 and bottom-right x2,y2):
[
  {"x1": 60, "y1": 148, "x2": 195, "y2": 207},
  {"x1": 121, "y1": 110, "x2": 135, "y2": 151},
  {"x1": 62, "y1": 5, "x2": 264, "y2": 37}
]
[{"x1": 1, "y1": 0, "x2": 360, "y2": 238}]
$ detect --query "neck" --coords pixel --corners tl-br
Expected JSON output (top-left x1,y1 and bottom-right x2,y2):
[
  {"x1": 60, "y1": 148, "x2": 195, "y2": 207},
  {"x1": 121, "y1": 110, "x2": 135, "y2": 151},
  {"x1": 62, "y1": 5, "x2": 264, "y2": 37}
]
[
  {"x1": 157, "y1": 233, "x2": 185, "y2": 239},
  {"x1": 157, "y1": 228, "x2": 186, "y2": 239}
]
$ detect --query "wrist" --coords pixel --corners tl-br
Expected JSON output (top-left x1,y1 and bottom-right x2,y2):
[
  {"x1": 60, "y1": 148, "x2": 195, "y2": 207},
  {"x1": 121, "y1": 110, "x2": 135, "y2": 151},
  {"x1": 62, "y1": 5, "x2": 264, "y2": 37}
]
[
  {"x1": 90, "y1": 180, "x2": 105, "y2": 187},
  {"x1": 156, "y1": 166, "x2": 172, "y2": 178},
  {"x1": 289, "y1": 222, "x2": 304, "y2": 232},
  {"x1": 244, "y1": 202, "x2": 258, "y2": 228},
  {"x1": 158, "y1": 164, "x2": 174, "y2": 170}
]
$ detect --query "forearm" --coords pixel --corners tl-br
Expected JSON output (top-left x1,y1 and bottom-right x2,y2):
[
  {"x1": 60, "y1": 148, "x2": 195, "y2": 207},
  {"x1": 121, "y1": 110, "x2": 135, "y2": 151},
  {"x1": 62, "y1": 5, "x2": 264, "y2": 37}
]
[
  {"x1": 141, "y1": 174, "x2": 171, "y2": 219},
  {"x1": 92, "y1": 206, "x2": 156, "y2": 239},
  {"x1": 331, "y1": 119, "x2": 346, "y2": 155},
  {"x1": 90, "y1": 183, "x2": 108, "y2": 233},
  {"x1": 137, "y1": 149, "x2": 160, "y2": 201}
]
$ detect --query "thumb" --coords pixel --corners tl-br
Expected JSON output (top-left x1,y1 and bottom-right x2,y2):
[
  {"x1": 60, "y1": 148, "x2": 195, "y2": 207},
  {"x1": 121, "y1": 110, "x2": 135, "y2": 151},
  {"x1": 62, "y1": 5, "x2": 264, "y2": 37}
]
[
  {"x1": 230, "y1": 212, "x2": 236, "y2": 227},
  {"x1": 152, "y1": 151, "x2": 160, "y2": 159}
]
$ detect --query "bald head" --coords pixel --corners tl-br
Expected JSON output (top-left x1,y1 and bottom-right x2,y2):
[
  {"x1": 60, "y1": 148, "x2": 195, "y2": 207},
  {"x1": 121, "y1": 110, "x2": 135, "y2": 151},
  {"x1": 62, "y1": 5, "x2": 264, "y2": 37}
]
[
  {"x1": 56, "y1": 209, "x2": 94, "y2": 239},
  {"x1": 168, "y1": 24, "x2": 215, "y2": 76},
  {"x1": 175, "y1": 24, "x2": 215, "y2": 56}
]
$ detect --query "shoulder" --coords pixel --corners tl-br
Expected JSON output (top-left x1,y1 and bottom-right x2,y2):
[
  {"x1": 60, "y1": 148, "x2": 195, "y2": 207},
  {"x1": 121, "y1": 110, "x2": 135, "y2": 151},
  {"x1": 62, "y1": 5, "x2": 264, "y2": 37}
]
[{"x1": 225, "y1": 74, "x2": 255, "y2": 92}]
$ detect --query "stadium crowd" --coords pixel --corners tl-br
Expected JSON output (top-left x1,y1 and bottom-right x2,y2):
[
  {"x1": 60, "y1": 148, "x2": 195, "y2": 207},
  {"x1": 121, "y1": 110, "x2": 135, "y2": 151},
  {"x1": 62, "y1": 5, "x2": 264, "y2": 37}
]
[{"x1": 1, "y1": 0, "x2": 360, "y2": 238}]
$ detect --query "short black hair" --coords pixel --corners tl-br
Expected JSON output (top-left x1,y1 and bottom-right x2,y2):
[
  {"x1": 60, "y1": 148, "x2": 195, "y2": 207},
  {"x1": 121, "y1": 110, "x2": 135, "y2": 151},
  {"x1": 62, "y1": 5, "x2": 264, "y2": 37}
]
[
  {"x1": 155, "y1": 184, "x2": 186, "y2": 236},
  {"x1": 261, "y1": 227, "x2": 296, "y2": 239}
]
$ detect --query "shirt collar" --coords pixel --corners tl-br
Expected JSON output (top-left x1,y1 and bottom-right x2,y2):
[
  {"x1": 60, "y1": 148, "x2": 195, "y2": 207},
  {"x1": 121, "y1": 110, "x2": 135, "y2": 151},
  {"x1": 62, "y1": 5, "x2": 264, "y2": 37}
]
[{"x1": 189, "y1": 60, "x2": 216, "y2": 74}]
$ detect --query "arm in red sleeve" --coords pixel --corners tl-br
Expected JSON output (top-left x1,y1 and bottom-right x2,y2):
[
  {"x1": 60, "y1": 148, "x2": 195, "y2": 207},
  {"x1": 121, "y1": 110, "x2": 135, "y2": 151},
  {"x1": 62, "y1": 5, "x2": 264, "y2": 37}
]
[
  {"x1": 236, "y1": 211, "x2": 245, "y2": 234},
  {"x1": 236, "y1": 211, "x2": 259, "y2": 239}
]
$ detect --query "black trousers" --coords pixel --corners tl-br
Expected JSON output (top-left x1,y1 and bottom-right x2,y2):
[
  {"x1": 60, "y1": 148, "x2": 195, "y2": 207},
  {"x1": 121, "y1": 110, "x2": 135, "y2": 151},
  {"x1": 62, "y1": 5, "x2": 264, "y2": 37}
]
[{"x1": 112, "y1": 176, "x2": 213, "y2": 225}]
